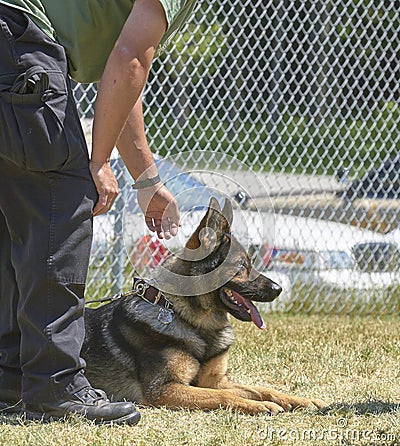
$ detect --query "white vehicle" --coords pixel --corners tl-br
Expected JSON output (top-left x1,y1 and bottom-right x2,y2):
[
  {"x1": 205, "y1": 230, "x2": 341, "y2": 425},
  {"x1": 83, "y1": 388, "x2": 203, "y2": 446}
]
[
  {"x1": 123, "y1": 208, "x2": 400, "y2": 295},
  {"x1": 93, "y1": 156, "x2": 399, "y2": 297},
  {"x1": 94, "y1": 201, "x2": 399, "y2": 294},
  {"x1": 263, "y1": 214, "x2": 400, "y2": 291}
]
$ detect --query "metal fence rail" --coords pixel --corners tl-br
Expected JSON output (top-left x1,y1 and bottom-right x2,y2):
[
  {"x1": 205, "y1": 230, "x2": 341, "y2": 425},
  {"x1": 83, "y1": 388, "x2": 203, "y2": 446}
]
[{"x1": 74, "y1": 0, "x2": 400, "y2": 315}]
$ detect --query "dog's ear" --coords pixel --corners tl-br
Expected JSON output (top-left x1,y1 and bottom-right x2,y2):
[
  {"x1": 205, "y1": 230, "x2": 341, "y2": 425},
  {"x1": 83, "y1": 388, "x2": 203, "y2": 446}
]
[
  {"x1": 185, "y1": 197, "x2": 220, "y2": 251},
  {"x1": 185, "y1": 197, "x2": 231, "y2": 253},
  {"x1": 221, "y1": 198, "x2": 233, "y2": 227}
]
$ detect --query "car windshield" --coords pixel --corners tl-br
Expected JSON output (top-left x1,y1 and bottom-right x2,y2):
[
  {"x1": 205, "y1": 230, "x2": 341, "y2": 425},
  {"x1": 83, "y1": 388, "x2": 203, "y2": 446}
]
[
  {"x1": 352, "y1": 242, "x2": 400, "y2": 273},
  {"x1": 156, "y1": 159, "x2": 223, "y2": 211}
]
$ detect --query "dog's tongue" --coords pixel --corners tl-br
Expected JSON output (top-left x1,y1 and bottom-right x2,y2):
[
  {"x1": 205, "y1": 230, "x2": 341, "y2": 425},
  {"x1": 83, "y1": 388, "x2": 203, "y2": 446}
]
[{"x1": 231, "y1": 290, "x2": 266, "y2": 330}]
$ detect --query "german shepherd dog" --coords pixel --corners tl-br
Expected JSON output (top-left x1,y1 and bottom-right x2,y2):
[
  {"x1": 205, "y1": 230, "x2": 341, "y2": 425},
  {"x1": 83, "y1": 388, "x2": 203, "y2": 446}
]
[{"x1": 83, "y1": 198, "x2": 326, "y2": 414}]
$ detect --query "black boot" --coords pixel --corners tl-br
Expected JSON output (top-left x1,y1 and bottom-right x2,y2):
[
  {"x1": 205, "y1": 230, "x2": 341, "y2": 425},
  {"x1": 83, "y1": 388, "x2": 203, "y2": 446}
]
[{"x1": 24, "y1": 387, "x2": 140, "y2": 425}]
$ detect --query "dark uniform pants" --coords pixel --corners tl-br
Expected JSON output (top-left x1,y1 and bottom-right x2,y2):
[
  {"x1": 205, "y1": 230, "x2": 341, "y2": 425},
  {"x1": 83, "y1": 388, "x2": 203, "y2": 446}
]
[{"x1": 0, "y1": 5, "x2": 97, "y2": 403}]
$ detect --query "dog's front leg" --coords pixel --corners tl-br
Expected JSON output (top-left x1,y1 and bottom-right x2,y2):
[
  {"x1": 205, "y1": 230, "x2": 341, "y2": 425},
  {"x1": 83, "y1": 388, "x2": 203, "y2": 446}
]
[
  {"x1": 195, "y1": 353, "x2": 326, "y2": 411},
  {"x1": 151, "y1": 382, "x2": 285, "y2": 415},
  {"x1": 219, "y1": 383, "x2": 327, "y2": 411}
]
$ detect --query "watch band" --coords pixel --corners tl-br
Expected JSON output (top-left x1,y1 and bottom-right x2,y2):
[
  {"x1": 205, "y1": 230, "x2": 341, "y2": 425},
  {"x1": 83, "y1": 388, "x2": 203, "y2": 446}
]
[{"x1": 132, "y1": 174, "x2": 161, "y2": 190}]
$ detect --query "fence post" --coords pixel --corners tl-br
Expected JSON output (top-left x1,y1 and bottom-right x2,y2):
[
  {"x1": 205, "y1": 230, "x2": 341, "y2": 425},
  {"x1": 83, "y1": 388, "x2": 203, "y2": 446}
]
[{"x1": 111, "y1": 157, "x2": 129, "y2": 293}]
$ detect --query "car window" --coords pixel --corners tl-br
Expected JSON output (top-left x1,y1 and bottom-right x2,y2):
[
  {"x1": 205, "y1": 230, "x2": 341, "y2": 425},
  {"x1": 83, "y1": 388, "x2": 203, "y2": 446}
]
[
  {"x1": 119, "y1": 157, "x2": 223, "y2": 214},
  {"x1": 270, "y1": 249, "x2": 318, "y2": 271},
  {"x1": 157, "y1": 159, "x2": 222, "y2": 211},
  {"x1": 319, "y1": 251, "x2": 353, "y2": 270}
]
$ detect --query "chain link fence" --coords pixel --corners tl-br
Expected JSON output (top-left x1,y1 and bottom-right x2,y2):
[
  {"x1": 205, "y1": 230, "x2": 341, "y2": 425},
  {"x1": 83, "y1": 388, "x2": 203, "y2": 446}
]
[{"x1": 74, "y1": 0, "x2": 400, "y2": 315}]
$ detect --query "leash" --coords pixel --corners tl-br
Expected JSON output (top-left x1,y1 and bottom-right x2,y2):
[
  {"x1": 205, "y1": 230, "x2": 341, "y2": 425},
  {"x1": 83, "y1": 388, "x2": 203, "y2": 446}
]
[
  {"x1": 85, "y1": 289, "x2": 137, "y2": 305},
  {"x1": 85, "y1": 278, "x2": 174, "y2": 325}
]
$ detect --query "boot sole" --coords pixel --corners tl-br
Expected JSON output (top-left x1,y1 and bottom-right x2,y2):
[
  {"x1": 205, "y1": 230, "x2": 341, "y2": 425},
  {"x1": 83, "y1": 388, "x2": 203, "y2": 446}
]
[{"x1": 23, "y1": 408, "x2": 141, "y2": 426}]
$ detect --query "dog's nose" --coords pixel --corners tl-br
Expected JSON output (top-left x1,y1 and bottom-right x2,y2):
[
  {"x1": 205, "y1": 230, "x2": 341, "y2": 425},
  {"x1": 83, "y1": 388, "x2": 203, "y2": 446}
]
[{"x1": 270, "y1": 282, "x2": 282, "y2": 298}]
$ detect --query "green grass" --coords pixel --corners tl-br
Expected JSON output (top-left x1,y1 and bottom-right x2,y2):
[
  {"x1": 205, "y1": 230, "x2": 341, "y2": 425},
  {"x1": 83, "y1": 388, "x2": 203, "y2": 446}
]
[{"x1": 1, "y1": 314, "x2": 399, "y2": 445}]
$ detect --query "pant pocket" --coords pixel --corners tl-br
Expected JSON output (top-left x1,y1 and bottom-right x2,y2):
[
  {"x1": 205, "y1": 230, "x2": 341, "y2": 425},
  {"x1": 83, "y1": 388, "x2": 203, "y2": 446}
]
[{"x1": 0, "y1": 66, "x2": 71, "y2": 171}]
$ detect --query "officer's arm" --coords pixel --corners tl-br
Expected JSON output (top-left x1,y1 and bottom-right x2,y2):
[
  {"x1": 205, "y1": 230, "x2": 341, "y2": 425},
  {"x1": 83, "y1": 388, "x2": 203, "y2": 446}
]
[{"x1": 90, "y1": 0, "x2": 167, "y2": 216}]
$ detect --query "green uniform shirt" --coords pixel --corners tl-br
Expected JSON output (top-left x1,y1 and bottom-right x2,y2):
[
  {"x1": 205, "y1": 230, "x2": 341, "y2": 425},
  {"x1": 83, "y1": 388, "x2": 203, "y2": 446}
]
[{"x1": 0, "y1": 0, "x2": 196, "y2": 83}]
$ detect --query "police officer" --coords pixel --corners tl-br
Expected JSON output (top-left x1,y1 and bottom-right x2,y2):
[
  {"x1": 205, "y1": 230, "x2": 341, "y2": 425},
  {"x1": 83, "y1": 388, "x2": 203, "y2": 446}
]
[{"x1": 0, "y1": 0, "x2": 191, "y2": 424}]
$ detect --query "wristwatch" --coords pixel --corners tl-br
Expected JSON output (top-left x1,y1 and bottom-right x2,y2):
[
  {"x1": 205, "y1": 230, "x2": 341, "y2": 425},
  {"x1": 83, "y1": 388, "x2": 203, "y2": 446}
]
[{"x1": 132, "y1": 174, "x2": 161, "y2": 190}]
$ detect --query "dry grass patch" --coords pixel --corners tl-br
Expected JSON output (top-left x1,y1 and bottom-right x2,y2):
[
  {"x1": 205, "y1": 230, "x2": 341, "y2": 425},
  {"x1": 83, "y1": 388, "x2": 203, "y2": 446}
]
[{"x1": 1, "y1": 314, "x2": 399, "y2": 446}]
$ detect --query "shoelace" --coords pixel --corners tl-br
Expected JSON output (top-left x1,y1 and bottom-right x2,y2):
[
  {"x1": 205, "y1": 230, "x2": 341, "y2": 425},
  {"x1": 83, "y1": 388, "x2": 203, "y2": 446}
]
[{"x1": 75, "y1": 386, "x2": 109, "y2": 404}]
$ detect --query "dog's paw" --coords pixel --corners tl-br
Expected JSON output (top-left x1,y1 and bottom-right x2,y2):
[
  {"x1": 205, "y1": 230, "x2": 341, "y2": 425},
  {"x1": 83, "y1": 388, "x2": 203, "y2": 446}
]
[
  {"x1": 278, "y1": 396, "x2": 328, "y2": 411},
  {"x1": 240, "y1": 400, "x2": 285, "y2": 415},
  {"x1": 305, "y1": 397, "x2": 328, "y2": 410}
]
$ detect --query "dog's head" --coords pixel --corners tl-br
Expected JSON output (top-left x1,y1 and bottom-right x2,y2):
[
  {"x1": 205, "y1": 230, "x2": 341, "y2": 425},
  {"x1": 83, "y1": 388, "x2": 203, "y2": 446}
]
[{"x1": 161, "y1": 197, "x2": 281, "y2": 330}]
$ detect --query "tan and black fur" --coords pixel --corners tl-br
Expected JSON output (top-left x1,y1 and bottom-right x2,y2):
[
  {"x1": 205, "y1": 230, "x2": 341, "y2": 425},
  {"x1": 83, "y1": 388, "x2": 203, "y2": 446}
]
[{"x1": 83, "y1": 198, "x2": 326, "y2": 414}]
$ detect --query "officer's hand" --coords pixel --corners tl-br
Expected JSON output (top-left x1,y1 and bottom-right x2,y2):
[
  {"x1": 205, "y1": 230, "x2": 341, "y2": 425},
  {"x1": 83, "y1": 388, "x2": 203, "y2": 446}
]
[
  {"x1": 89, "y1": 160, "x2": 119, "y2": 216},
  {"x1": 137, "y1": 184, "x2": 180, "y2": 239}
]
